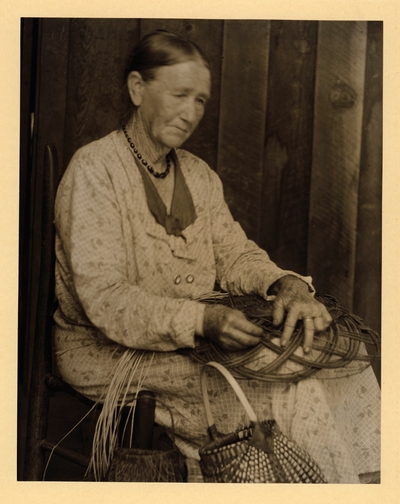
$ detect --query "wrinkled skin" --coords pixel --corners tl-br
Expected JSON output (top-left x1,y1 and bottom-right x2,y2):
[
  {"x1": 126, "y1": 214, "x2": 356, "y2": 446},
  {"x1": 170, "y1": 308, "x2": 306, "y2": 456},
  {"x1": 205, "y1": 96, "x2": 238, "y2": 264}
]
[
  {"x1": 203, "y1": 275, "x2": 332, "y2": 353},
  {"x1": 203, "y1": 304, "x2": 263, "y2": 352}
]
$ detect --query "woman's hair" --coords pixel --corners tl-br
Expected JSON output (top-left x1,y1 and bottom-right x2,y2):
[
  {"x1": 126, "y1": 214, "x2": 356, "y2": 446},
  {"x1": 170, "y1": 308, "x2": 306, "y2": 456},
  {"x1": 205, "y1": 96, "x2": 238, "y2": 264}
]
[{"x1": 124, "y1": 30, "x2": 211, "y2": 81}]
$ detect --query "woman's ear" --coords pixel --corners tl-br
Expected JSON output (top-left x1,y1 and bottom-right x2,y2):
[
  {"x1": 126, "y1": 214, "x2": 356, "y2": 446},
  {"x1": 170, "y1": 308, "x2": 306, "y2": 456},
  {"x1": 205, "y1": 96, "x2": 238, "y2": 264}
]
[{"x1": 127, "y1": 71, "x2": 145, "y2": 107}]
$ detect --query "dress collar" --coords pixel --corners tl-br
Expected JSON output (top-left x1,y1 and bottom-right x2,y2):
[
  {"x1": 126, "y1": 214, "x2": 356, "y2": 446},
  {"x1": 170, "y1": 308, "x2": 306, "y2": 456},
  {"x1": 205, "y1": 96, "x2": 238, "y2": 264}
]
[{"x1": 131, "y1": 148, "x2": 197, "y2": 237}]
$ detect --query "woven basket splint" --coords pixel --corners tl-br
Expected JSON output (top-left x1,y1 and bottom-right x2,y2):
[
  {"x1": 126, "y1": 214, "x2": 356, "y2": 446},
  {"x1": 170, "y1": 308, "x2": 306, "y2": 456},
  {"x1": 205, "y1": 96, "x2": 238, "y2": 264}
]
[
  {"x1": 105, "y1": 394, "x2": 187, "y2": 482},
  {"x1": 199, "y1": 362, "x2": 327, "y2": 483},
  {"x1": 184, "y1": 292, "x2": 380, "y2": 383}
]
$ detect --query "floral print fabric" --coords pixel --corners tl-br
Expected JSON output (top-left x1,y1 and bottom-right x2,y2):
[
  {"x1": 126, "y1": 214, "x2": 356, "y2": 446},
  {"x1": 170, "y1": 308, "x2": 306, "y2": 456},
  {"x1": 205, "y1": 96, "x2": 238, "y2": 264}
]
[{"x1": 54, "y1": 130, "x2": 380, "y2": 483}]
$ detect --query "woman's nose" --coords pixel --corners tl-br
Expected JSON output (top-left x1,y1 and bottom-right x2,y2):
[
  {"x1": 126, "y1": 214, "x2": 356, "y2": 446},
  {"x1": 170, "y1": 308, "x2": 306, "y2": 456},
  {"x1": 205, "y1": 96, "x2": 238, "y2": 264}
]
[{"x1": 180, "y1": 98, "x2": 200, "y2": 124}]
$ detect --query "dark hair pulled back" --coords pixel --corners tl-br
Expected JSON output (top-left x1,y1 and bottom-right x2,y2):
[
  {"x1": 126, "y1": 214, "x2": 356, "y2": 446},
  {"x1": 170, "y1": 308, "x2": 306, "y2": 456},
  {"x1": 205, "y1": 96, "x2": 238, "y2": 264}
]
[{"x1": 125, "y1": 30, "x2": 210, "y2": 81}]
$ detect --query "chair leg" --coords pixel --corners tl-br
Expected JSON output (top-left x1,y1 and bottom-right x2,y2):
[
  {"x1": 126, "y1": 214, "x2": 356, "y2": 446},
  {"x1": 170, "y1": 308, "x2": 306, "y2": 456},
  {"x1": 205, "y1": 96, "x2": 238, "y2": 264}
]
[
  {"x1": 23, "y1": 370, "x2": 51, "y2": 480},
  {"x1": 24, "y1": 379, "x2": 156, "y2": 479},
  {"x1": 132, "y1": 391, "x2": 155, "y2": 449},
  {"x1": 119, "y1": 391, "x2": 155, "y2": 449}
]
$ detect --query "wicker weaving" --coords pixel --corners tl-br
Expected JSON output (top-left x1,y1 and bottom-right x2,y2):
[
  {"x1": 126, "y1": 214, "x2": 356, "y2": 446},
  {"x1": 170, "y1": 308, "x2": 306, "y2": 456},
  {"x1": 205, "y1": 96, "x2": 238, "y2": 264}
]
[
  {"x1": 199, "y1": 362, "x2": 327, "y2": 483},
  {"x1": 182, "y1": 292, "x2": 380, "y2": 383},
  {"x1": 106, "y1": 446, "x2": 186, "y2": 482},
  {"x1": 104, "y1": 392, "x2": 187, "y2": 482}
]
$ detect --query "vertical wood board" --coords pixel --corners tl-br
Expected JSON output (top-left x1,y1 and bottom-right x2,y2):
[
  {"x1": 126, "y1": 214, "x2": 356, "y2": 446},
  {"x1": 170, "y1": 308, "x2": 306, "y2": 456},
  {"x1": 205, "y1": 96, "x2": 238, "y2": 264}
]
[
  {"x1": 63, "y1": 19, "x2": 141, "y2": 170},
  {"x1": 140, "y1": 19, "x2": 223, "y2": 169},
  {"x1": 24, "y1": 18, "x2": 71, "y2": 392},
  {"x1": 308, "y1": 22, "x2": 367, "y2": 308},
  {"x1": 217, "y1": 20, "x2": 271, "y2": 243},
  {"x1": 354, "y1": 22, "x2": 382, "y2": 336},
  {"x1": 33, "y1": 19, "x2": 70, "y2": 180},
  {"x1": 260, "y1": 21, "x2": 318, "y2": 273},
  {"x1": 20, "y1": 18, "x2": 38, "y2": 389}
]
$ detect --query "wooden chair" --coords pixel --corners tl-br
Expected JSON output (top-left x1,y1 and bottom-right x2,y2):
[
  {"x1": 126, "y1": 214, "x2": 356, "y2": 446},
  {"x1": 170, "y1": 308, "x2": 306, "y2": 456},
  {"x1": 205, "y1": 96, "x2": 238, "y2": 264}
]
[{"x1": 23, "y1": 145, "x2": 156, "y2": 480}]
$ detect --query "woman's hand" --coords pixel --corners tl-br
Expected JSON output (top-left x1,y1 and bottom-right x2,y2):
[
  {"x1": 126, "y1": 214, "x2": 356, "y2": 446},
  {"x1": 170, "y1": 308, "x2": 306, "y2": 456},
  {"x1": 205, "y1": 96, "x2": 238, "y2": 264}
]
[
  {"x1": 203, "y1": 304, "x2": 263, "y2": 351},
  {"x1": 270, "y1": 275, "x2": 332, "y2": 353}
]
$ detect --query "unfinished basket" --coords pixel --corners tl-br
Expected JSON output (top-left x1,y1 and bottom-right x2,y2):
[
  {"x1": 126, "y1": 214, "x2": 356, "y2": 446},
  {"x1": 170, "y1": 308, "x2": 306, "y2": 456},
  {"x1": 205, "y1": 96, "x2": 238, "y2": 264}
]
[{"x1": 183, "y1": 292, "x2": 380, "y2": 383}]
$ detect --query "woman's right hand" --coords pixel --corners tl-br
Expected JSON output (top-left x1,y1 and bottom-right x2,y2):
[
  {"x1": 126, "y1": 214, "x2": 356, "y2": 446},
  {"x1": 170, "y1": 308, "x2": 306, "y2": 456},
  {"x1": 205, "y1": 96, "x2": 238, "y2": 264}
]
[{"x1": 202, "y1": 304, "x2": 263, "y2": 351}]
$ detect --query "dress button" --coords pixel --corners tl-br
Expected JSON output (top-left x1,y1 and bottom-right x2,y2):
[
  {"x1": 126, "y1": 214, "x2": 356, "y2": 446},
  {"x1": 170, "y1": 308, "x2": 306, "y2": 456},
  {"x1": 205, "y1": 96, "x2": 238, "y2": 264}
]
[
  {"x1": 186, "y1": 274, "x2": 194, "y2": 284},
  {"x1": 173, "y1": 275, "x2": 182, "y2": 285}
]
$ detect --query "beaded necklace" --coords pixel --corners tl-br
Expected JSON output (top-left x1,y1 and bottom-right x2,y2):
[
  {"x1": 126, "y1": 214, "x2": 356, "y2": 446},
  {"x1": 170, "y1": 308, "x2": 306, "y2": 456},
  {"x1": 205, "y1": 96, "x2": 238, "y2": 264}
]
[{"x1": 122, "y1": 125, "x2": 171, "y2": 179}]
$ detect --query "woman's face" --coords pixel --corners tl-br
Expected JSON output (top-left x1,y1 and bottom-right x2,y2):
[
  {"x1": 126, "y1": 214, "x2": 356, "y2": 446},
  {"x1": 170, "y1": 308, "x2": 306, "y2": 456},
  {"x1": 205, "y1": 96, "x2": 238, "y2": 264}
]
[{"x1": 135, "y1": 59, "x2": 211, "y2": 152}]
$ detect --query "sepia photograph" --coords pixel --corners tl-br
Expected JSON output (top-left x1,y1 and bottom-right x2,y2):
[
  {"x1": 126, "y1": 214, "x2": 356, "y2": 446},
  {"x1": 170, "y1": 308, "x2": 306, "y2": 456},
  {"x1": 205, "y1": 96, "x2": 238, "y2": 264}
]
[{"x1": 18, "y1": 16, "x2": 382, "y2": 489}]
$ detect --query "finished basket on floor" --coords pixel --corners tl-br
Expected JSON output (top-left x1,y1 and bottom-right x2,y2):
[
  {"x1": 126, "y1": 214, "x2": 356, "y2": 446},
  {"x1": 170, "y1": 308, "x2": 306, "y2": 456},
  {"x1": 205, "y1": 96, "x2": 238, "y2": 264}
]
[
  {"x1": 105, "y1": 395, "x2": 186, "y2": 482},
  {"x1": 106, "y1": 446, "x2": 186, "y2": 482},
  {"x1": 199, "y1": 362, "x2": 327, "y2": 483}
]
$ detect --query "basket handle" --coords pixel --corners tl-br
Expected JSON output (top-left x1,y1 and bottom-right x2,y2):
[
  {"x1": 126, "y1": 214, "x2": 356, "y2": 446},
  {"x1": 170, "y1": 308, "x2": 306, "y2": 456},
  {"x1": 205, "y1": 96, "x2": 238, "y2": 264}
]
[{"x1": 200, "y1": 361, "x2": 258, "y2": 429}]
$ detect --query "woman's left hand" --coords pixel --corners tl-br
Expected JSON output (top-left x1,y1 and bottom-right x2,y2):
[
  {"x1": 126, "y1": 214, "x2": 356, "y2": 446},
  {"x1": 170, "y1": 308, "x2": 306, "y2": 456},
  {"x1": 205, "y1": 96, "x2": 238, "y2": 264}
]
[{"x1": 270, "y1": 275, "x2": 332, "y2": 353}]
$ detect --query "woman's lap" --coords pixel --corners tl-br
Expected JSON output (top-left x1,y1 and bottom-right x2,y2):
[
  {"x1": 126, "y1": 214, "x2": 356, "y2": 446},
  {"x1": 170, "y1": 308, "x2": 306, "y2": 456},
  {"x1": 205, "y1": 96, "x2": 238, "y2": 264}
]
[{"x1": 55, "y1": 329, "x2": 380, "y2": 483}]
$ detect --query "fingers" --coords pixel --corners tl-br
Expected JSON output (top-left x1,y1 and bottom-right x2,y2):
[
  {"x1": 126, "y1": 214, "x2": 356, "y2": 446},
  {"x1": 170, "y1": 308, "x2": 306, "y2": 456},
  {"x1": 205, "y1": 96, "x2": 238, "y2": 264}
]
[
  {"x1": 311, "y1": 308, "x2": 333, "y2": 333},
  {"x1": 218, "y1": 330, "x2": 260, "y2": 351},
  {"x1": 321, "y1": 306, "x2": 333, "y2": 328},
  {"x1": 272, "y1": 298, "x2": 285, "y2": 326},
  {"x1": 280, "y1": 311, "x2": 298, "y2": 347},
  {"x1": 232, "y1": 311, "x2": 264, "y2": 337},
  {"x1": 223, "y1": 310, "x2": 263, "y2": 349},
  {"x1": 274, "y1": 297, "x2": 333, "y2": 354},
  {"x1": 313, "y1": 315, "x2": 325, "y2": 332},
  {"x1": 203, "y1": 305, "x2": 263, "y2": 351},
  {"x1": 302, "y1": 310, "x2": 332, "y2": 353},
  {"x1": 302, "y1": 318, "x2": 314, "y2": 353},
  {"x1": 281, "y1": 315, "x2": 314, "y2": 354},
  {"x1": 203, "y1": 297, "x2": 333, "y2": 354}
]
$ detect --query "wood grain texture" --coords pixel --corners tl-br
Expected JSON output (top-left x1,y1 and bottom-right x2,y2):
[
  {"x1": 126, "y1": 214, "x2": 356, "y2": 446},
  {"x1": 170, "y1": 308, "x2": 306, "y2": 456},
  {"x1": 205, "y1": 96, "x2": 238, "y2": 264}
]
[
  {"x1": 24, "y1": 18, "x2": 70, "y2": 392},
  {"x1": 307, "y1": 22, "x2": 368, "y2": 308},
  {"x1": 34, "y1": 19, "x2": 70, "y2": 180},
  {"x1": 353, "y1": 22, "x2": 382, "y2": 336},
  {"x1": 140, "y1": 18, "x2": 223, "y2": 169},
  {"x1": 217, "y1": 20, "x2": 271, "y2": 243},
  {"x1": 260, "y1": 21, "x2": 318, "y2": 273},
  {"x1": 20, "y1": 19, "x2": 38, "y2": 390},
  {"x1": 63, "y1": 19, "x2": 141, "y2": 169}
]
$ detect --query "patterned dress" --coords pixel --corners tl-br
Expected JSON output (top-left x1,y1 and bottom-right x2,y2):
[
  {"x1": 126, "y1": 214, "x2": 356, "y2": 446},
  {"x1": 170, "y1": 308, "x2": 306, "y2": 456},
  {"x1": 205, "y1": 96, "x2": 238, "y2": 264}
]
[{"x1": 54, "y1": 129, "x2": 380, "y2": 483}]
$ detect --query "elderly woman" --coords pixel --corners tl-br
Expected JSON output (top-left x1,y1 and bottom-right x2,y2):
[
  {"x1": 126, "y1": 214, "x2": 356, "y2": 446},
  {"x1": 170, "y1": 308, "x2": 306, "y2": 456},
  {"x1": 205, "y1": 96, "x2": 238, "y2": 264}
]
[{"x1": 54, "y1": 31, "x2": 380, "y2": 483}]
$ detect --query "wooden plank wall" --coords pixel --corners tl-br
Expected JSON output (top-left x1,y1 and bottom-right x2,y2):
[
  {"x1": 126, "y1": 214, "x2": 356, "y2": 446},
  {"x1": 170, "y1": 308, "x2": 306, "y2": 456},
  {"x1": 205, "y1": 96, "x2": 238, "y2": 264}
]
[
  {"x1": 260, "y1": 21, "x2": 318, "y2": 274},
  {"x1": 308, "y1": 22, "x2": 368, "y2": 310},
  {"x1": 63, "y1": 19, "x2": 141, "y2": 168},
  {"x1": 20, "y1": 19, "x2": 71, "y2": 391},
  {"x1": 217, "y1": 20, "x2": 271, "y2": 243},
  {"x1": 21, "y1": 19, "x2": 382, "y2": 387},
  {"x1": 353, "y1": 21, "x2": 383, "y2": 334}
]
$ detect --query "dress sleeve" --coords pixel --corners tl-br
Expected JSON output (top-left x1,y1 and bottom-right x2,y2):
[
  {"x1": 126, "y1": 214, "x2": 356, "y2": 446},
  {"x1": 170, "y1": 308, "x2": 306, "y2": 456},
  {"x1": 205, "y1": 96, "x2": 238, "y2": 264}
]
[
  {"x1": 55, "y1": 149, "x2": 202, "y2": 351},
  {"x1": 205, "y1": 168, "x2": 314, "y2": 297}
]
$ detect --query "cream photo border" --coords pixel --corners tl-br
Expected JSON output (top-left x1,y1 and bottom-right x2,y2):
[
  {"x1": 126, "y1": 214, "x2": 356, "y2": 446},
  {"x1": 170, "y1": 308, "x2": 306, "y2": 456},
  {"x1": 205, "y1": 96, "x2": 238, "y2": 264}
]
[{"x1": 2, "y1": 1, "x2": 398, "y2": 503}]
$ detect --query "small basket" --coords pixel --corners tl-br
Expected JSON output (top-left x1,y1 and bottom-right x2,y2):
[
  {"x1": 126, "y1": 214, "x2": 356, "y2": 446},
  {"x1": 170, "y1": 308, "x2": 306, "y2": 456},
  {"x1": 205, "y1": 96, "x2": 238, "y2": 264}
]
[
  {"x1": 106, "y1": 446, "x2": 186, "y2": 482},
  {"x1": 199, "y1": 362, "x2": 327, "y2": 483},
  {"x1": 105, "y1": 395, "x2": 186, "y2": 482}
]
